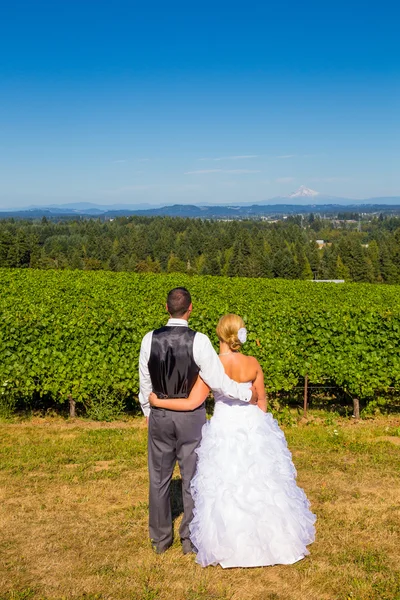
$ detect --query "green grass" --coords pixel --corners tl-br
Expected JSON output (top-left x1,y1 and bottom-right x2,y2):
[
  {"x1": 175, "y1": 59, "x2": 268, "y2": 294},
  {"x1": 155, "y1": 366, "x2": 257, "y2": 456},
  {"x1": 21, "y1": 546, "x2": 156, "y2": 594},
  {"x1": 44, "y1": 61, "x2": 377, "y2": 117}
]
[{"x1": 0, "y1": 413, "x2": 399, "y2": 600}]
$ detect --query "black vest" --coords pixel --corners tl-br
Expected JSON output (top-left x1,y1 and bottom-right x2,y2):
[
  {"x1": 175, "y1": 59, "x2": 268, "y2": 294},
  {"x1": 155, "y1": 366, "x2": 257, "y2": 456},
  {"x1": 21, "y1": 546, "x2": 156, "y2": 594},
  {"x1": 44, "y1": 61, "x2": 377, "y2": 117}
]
[{"x1": 148, "y1": 326, "x2": 200, "y2": 400}]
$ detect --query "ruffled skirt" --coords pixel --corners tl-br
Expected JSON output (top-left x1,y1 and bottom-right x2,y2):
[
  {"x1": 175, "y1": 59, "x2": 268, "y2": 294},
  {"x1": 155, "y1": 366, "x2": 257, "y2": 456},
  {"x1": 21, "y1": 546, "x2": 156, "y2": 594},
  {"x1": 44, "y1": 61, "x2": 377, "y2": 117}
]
[{"x1": 189, "y1": 402, "x2": 316, "y2": 568}]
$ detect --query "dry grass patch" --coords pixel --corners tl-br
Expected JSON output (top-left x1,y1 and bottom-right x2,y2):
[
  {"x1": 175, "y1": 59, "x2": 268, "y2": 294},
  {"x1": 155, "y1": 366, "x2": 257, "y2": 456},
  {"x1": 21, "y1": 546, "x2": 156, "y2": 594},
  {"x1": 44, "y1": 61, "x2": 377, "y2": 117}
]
[{"x1": 0, "y1": 415, "x2": 399, "y2": 600}]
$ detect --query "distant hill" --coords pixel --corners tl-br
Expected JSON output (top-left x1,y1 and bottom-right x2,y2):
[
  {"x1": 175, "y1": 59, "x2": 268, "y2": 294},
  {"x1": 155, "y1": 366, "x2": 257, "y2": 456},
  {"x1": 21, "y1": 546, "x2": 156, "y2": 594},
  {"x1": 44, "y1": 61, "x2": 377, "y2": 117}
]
[
  {"x1": 1, "y1": 197, "x2": 400, "y2": 220},
  {"x1": 121, "y1": 203, "x2": 400, "y2": 218}
]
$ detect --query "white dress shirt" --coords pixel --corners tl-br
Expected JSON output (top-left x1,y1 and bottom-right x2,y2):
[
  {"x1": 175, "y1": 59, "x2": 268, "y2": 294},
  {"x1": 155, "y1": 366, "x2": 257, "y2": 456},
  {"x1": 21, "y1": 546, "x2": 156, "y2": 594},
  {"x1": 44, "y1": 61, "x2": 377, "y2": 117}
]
[{"x1": 138, "y1": 318, "x2": 252, "y2": 416}]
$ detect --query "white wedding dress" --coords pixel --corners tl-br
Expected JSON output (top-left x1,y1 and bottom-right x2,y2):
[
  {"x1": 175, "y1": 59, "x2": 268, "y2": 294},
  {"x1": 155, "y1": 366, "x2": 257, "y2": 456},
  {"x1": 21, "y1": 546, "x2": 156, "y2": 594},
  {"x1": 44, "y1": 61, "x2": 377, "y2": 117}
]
[{"x1": 189, "y1": 383, "x2": 316, "y2": 568}]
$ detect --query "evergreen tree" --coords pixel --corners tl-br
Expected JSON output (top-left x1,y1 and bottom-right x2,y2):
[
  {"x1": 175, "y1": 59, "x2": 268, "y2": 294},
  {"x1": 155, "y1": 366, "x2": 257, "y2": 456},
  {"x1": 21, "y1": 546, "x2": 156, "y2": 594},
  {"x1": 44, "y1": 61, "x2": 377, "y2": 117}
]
[
  {"x1": 320, "y1": 246, "x2": 338, "y2": 279},
  {"x1": 167, "y1": 253, "x2": 186, "y2": 273},
  {"x1": 294, "y1": 242, "x2": 313, "y2": 279},
  {"x1": 227, "y1": 245, "x2": 244, "y2": 277},
  {"x1": 366, "y1": 240, "x2": 380, "y2": 281},
  {"x1": 339, "y1": 238, "x2": 370, "y2": 282},
  {"x1": 392, "y1": 228, "x2": 400, "y2": 272},
  {"x1": 6, "y1": 230, "x2": 31, "y2": 267},
  {"x1": 272, "y1": 248, "x2": 297, "y2": 279},
  {"x1": 70, "y1": 251, "x2": 83, "y2": 270},
  {"x1": 228, "y1": 231, "x2": 252, "y2": 277},
  {"x1": 305, "y1": 241, "x2": 320, "y2": 279},
  {"x1": 261, "y1": 251, "x2": 273, "y2": 278},
  {"x1": 335, "y1": 256, "x2": 350, "y2": 280},
  {"x1": 136, "y1": 256, "x2": 161, "y2": 273},
  {"x1": 108, "y1": 254, "x2": 120, "y2": 271},
  {"x1": 0, "y1": 214, "x2": 398, "y2": 283},
  {"x1": 203, "y1": 252, "x2": 221, "y2": 276},
  {"x1": 0, "y1": 230, "x2": 14, "y2": 267},
  {"x1": 379, "y1": 243, "x2": 398, "y2": 283},
  {"x1": 194, "y1": 254, "x2": 206, "y2": 275}
]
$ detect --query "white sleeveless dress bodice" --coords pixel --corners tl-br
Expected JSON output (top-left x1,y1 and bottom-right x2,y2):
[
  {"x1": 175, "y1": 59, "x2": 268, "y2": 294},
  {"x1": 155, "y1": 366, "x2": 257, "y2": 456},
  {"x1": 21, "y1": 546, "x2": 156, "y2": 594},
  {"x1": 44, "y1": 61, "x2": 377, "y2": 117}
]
[{"x1": 189, "y1": 382, "x2": 316, "y2": 568}]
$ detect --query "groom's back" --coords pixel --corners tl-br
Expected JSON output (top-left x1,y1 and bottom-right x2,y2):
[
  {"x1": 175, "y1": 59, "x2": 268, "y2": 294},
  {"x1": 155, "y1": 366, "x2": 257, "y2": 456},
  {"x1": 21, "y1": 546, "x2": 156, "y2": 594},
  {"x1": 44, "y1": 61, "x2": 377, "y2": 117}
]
[{"x1": 148, "y1": 326, "x2": 200, "y2": 400}]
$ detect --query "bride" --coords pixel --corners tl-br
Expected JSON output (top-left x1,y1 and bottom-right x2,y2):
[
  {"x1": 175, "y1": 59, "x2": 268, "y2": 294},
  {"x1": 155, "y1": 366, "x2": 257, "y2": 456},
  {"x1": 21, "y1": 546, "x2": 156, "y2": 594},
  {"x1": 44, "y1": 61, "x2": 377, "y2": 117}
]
[{"x1": 149, "y1": 313, "x2": 316, "y2": 568}]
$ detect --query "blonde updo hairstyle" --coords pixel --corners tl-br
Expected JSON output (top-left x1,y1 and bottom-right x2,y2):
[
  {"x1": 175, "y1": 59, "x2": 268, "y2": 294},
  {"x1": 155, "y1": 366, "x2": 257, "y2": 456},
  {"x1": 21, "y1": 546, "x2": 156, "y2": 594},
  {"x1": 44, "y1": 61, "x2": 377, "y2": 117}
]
[{"x1": 216, "y1": 313, "x2": 245, "y2": 352}]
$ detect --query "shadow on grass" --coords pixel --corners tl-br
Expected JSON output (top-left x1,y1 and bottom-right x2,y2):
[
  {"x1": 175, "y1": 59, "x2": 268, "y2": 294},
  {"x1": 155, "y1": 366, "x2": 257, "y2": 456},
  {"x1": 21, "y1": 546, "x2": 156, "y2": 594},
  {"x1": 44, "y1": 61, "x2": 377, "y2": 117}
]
[{"x1": 171, "y1": 477, "x2": 184, "y2": 523}]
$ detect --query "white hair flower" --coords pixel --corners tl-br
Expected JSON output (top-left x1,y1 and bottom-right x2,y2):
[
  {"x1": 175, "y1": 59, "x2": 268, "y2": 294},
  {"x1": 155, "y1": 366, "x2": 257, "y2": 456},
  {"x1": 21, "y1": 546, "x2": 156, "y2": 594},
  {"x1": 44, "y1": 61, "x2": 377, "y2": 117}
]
[{"x1": 237, "y1": 327, "x2": 247, "y2": 344}]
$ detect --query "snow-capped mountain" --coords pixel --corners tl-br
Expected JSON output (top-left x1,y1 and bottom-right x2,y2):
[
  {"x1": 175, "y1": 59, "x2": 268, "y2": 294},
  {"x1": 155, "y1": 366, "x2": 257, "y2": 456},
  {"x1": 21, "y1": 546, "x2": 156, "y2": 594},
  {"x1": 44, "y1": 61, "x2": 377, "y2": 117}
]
[{"x1": 289, "y1": 186, "x2": 320, "y2": 198}]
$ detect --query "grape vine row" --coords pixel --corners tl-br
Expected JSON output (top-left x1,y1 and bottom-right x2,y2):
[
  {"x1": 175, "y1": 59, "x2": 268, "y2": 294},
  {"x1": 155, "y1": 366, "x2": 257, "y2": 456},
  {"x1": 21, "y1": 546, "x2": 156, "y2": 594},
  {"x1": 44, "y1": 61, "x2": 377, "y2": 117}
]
[{"x1": 1, "y1": 269, "x2": 399, "y2": 412}]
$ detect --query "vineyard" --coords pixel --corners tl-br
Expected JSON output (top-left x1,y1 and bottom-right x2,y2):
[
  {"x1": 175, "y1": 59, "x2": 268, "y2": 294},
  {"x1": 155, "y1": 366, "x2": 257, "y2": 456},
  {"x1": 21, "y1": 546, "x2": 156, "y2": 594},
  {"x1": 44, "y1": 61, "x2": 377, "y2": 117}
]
[{"x1": 1, "y1": 269, "x2": 399, "y2": 417}]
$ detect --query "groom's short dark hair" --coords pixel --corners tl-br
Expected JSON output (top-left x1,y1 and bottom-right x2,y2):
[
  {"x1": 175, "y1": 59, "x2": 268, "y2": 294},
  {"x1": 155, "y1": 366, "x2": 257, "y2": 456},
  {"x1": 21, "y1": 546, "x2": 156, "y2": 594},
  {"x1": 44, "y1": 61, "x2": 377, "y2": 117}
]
[{"x1": 167, "y1": 287, "x2": 192, "y2": 317}]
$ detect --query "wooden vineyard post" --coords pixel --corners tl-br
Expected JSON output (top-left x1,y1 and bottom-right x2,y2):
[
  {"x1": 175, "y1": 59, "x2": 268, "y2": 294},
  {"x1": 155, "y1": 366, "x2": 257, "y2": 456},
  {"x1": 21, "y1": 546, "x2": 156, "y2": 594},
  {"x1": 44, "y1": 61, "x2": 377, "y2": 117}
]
[
  {"x1": 353, "y1": 397, "x2": 360, "y2": 420},
  {"x1": 303, "y1": 374, "x2": 308, "y2": 417},
  {"x1": 69, "y1": 394, "x2": 76, "y2": 418}
]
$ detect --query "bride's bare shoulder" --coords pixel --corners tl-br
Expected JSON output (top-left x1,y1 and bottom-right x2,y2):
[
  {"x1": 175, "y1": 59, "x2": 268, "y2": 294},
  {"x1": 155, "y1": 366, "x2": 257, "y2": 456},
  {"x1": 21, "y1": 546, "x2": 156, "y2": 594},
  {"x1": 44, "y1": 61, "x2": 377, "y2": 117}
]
[
  {"x1": 239, "y1": 354, "x2": 260, "y2": 381},
  {"x1": 242, "y1": 354, "x2": 260, "y2": 367}
]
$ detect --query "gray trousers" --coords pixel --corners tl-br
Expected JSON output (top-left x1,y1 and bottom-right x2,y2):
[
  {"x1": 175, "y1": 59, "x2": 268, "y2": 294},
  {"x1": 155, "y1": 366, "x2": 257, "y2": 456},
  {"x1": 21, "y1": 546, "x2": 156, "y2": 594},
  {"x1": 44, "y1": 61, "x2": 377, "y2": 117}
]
[{"x1": 148, "y1": 406, "x2": 206, "y2": 552}]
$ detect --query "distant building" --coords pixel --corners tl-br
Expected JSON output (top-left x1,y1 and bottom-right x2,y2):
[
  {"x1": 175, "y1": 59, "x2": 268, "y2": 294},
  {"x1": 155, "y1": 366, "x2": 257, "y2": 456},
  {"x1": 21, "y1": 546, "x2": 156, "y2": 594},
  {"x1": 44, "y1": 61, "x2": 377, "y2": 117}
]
[
  {"x1": 316, "y1": 239, "x2": 326, "y2": 249},
  {"x1": 312, "y1": 280, "x2": 345, "y2": 284}
]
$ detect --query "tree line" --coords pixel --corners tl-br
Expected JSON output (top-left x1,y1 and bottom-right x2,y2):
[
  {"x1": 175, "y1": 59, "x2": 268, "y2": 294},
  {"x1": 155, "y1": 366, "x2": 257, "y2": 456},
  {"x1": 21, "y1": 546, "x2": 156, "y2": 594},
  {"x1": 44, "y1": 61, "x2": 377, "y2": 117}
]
[{"x1": 0, "y1": 214, "x2": 399, "y2": 283}]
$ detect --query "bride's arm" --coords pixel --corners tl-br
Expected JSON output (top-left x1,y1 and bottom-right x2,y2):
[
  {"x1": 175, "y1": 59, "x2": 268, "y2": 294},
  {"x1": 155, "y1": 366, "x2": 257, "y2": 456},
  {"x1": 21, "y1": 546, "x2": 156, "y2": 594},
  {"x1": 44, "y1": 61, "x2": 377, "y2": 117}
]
[
  {"x1": 253, "y1": 362, "x2": 267, "y2": 412},
  {"x1": 149, "y1": 377, "x2": 210, "y2": 411}
]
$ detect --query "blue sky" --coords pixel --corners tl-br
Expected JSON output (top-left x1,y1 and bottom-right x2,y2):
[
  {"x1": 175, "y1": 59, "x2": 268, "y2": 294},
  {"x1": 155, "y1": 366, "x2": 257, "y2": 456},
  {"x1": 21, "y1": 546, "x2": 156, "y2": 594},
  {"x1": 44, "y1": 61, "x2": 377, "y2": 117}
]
[{"x1": 1, "y1": 0, "x2": 399, "y2": 208}]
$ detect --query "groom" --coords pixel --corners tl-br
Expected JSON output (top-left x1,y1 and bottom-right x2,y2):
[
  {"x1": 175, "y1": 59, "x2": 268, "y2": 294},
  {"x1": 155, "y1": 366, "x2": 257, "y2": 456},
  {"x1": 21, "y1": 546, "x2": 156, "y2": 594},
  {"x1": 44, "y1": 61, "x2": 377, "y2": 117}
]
[{"x1": 139, "y1": 287, "x2": 258, "y2": 554}]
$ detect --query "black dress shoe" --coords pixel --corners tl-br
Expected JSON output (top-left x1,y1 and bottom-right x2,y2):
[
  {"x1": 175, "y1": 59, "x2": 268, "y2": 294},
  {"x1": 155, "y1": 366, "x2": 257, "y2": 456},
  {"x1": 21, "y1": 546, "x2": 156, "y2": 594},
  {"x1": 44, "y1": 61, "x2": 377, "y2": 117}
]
[
  {"x1": 182, "y1": 539, "x2": 196, "y2": 555},
  {"x1": 152, "y1": 543, "x2": 171, "y2": 554}
]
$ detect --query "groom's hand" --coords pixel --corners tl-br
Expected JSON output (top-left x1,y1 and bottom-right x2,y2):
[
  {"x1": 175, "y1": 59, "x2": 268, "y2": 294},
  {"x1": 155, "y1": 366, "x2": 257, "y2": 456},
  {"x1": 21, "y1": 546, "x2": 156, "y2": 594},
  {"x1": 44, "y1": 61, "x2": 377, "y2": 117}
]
[{"x1": 249, "y1": 385, "x2": 258, "y2": 405}]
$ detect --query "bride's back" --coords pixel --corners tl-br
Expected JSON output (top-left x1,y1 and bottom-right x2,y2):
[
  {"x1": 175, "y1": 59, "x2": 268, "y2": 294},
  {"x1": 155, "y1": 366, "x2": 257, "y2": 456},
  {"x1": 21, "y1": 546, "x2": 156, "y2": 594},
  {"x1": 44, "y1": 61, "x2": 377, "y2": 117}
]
[{"x1": 219, "y1": 352, "x2": 259, "y2": 384}]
